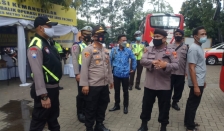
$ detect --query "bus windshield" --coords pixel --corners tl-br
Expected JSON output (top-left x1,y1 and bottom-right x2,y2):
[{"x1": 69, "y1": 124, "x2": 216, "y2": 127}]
[{"x1": 150, "y1": 16, "x2": 180, "y2": 29}]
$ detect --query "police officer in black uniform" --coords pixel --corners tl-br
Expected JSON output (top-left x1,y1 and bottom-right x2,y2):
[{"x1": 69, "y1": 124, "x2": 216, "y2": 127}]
[{"x1": 28, "y1": 16, "x2": 62, "y2": 131}]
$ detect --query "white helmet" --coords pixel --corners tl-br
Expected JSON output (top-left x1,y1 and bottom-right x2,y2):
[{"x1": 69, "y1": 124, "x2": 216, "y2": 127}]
[
  {"x1": 134, "y1": 30, "x2": 141, "y2": 35},
  {"x1": 80, "y1": 26, "x2": 93, "y2": 32}
]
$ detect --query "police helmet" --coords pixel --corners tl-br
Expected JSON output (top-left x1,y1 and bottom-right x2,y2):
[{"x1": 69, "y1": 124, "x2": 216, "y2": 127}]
[{"x1": 134, "y1": 30, "x2": 141, "y2": 35}]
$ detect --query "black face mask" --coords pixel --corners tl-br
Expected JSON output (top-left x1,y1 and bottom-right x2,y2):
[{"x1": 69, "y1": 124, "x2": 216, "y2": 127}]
[
  {"x1": 153, "y1": 39, "x2": 163, "y2": 47},
  {"x1": 96, "y1": 34, "x2": 105, "y2": 43},
  {"x1": 175, "y1": 36, "x2": 182, "y2": 42},
  {"x1": 84, "y1": 35, "x2": 91, "y2": 42}
]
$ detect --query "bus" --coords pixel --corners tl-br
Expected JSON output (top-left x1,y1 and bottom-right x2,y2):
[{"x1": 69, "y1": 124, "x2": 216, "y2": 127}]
[{"x1": 139, "y1": 13, "x2": 184, "y2": 46}]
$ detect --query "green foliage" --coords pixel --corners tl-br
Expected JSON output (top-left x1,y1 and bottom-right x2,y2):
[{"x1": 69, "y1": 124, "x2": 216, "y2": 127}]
[
  {"x1": 180, "y1": 0, "x2": 224, "y2": 42},
  {"x1": 77, "y1": 0, "x2": 173, "y2": 43}
]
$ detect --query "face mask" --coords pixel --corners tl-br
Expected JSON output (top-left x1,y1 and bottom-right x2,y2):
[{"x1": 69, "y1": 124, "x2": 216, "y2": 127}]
[
  {"x1": 199, "y1": 36, "x2": 207, "y2": 44},
  {"x1": 43, "y1": 27, "x2": 54, "y2": 38},
  {"x1": 153, "y1": 39, "x2": 163, "y2": 47},
  {"x1": 96, "y1": 34, "x2": 105, "y2": 44},
  {"x1": 84, "y1": 35, "x2": 91, "y2": 42},
  {"x1": 121, "y1": 41, "x2": 127, "y2": 48},
  {"x1": 136, "y1": 37, "x2": 141, "y2": 41},
  {"x1": 175, "y1": 36, "x2": 182, "y2": 42}
]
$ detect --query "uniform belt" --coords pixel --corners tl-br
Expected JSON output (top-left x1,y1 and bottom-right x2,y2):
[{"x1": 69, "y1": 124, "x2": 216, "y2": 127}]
[{"x1": 45, "y1": 84, "x2": 59, "y2": 88}]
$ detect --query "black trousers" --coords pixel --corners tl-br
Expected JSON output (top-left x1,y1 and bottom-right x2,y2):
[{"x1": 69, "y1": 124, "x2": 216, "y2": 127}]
[
  {"x1": 129, "y1": 60, "x2": 143, "y2": 86},
  {"x1": 76, "y1": 81, "x2": 85, "y2": 114},
  {"x1": 171, "y1": 75, "x2": 185, "y2": 103},
  {"x1": 140, "y1": 88, "x2": 172, "y2": 125},
  {"x1": 30, "y1": 85, "x2": 60, "y2": 131},
  {"x1": 184, "y1": 86, "x2": 204, "y2": 130},
  {"x1": 113, "y1": 76, "x2": 129, "y2": 107},
  {"x1": 84, "y1": 86, "x2": 110, "y2": 129}
]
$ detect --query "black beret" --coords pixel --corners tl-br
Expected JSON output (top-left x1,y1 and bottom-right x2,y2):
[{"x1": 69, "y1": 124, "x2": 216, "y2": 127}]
[
  {"x1": 154, "y1": 29, "x2": 167, "y2": 37},
  {"x1": 174, "y1": 29, "x2": 184, "y2": 36}
]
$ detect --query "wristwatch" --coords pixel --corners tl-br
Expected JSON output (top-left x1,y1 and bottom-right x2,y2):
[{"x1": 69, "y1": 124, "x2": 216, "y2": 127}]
[{"x1": 41, "y1": 96, "x2": 48, "y2": 101}]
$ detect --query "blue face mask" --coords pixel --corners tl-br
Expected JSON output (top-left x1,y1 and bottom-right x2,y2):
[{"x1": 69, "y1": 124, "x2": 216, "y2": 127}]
[
  {"x1": 199, "y1": 36, "x2": 207, "y2": 44},
  {"x1": 136, "y1": 37, "x2": 141, "y2": 41}
]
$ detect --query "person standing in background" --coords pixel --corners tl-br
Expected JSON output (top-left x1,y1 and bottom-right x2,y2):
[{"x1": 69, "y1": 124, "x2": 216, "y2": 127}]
[
  {"x1": 184, "y1": 26, "x2": 207, "y2": 131},
  {"x1": 129, "y1": 30, "x2": 144, "y2": 90},
  {"x1": 169, "y1": 29, "x2": 188, "y2": 111},
  {"x1": 109, "y1": 34, "x2": 136, "y2": 114},
  {"x1": 71, "y1": 26, "x2": 93, "y2": 123}
]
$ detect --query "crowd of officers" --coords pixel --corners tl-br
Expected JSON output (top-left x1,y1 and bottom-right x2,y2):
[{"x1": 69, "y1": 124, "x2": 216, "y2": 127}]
[{"x1": 28, "y1": 16, "x2": 206, "y2": 131}]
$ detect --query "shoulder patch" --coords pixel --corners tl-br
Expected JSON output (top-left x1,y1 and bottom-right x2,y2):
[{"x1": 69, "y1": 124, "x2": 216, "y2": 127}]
[
  {"x1": 172, "y1": 51, "x2": 177, "y2": 58},
  {"x1": 84, "y1": 52, "x2": 90, "y2": 58},
  {"x1": 30, "y1": 50, "x2": 37, "y2": 58},
  {"x1": 73, "y1": 45, "x2": 78, "y2": 51}
]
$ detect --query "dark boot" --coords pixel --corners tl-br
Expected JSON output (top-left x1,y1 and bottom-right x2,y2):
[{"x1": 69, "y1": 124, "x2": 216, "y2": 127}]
[
  {"x1": 129, "y1": 85, "x2": 133, "y2": 90},
  {"x1": 135, "y1": 85, "x2": 141, "y2": 90},
  {"x1": 124, "y1": 107, "x2": 128, "y2": 114},
  {"x1": 138, "y1": 121, "x2": 148, "y2": 131},
  {"x1": 94, "y1": 123, "x2": 110, "y2": 131},
  {"x1": 172, "y1": 102, "x2": 180, "y2": 111},
  {"x1": 77, "y1": 113, "x2": 85, "y2": 123},
  {"x1": 109, "y1": 105, "x2": 120, "y2": 112},
  {"x1": 160, "y1": 124, "x2": 167, "y2": 131},
  {"x1": 59, "y1": 86, "x2": 64, "y2": 90}
]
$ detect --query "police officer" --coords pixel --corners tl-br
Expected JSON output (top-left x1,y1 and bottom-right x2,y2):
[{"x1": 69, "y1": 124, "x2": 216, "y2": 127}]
[
  {"x1": 80, "y1": 25, "x2": 113, "y2": 131},
  {"x1": 138, "y1": 29, "x2": 179, "y2": 131},
  {"x1": 109, "y1": 34, "x2": 137, "y2": 114},
  {"x1": 28, "y1": 16, "x2": 62, "y2": 131},
  {"x1": 52, "y1": 40, "x2": 64, "y2": 90},
  {"x1": 129, "y1": 30, "x2": 144, "y2": 90},
  {"x1": 169, "y1": 29, "x2": 188, "y2": 111},
  {"x1": 71, "y1": 26, "x2": 93, "y2": 123}
]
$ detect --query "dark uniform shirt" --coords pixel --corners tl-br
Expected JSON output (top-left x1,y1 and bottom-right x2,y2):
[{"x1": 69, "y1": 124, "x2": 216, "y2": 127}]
[
  {"x1": 169, "y1": 43, "x2": 188, "y2": 75},
  {"x1": 27, "y1": 34, "x2": 61, "y2": 96},
  {"x1": 79, "y1": 43, "x2": 113, "y2": 86},
  {"x1": 140, "y1": 46, "x2": 179, "y2": 90}
]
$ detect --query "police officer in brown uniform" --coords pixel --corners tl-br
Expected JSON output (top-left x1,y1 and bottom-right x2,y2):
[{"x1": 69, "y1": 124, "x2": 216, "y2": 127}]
[
  {"x1": 138, "y1": 29, "x2": 179, "y2": 131},
  {"x1": 80, "y1": 25, "x2": 113, "y2": 131},
  {"x1": 169, "y1": 29, "x2": 188, "y2": 111},
  {"x1": 28, "y1": 16, "x2": 62, "y2": 131},
  {"x1": 72, "y1": 26, "x2": 92, "y2": 123}
]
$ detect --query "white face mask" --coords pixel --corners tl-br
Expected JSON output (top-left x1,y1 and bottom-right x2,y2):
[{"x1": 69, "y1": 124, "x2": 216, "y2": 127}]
[{"x1": 43, "y1": 27, "x2": 54, "y2": 38}]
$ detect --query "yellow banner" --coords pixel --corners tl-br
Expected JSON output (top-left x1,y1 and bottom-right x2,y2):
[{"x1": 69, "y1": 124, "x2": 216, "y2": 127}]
[
  {"x1": 53, "y1": 33, "x2": 74, "y2": 48},
  {"x1": 0, "y1": 0, "x2": 77, "y2": 26},
  {"x1": 27, "y1": 31, "x2": 74, "y2": 48}
]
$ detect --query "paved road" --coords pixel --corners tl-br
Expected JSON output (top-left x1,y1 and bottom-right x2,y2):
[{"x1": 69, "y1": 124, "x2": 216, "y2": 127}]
[{"x1": 0, "y1": 65, "x2": 223, "y2": 131}]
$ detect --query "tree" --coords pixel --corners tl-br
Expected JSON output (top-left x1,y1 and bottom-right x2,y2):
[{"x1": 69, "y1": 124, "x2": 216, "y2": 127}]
[
  {"x1": 180, "y1": 0, "x2": 224, "y2": 43},
  {"x1": 148, "y1": 0, "x2": 174, "y2": 13}
]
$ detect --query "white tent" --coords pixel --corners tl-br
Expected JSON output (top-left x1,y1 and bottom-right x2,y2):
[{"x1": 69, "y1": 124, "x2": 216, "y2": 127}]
[{"x1": 0, "y1": 16, "x2": 78, "y2": 86}]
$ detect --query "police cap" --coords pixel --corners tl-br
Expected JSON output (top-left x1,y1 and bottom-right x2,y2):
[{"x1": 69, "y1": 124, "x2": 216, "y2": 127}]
[
  {"x1": 174, "y1": 29, "x2": 184, "y2": 36},
  {"x1": 34, "y1": 16, "x2": 58, "y2": 28},
  {"x1": 92, "y1": 25, "x2": 107, "y2": 35},
  {"x1": 154, "y1": 29, "x2": 167, "y2": 37}
]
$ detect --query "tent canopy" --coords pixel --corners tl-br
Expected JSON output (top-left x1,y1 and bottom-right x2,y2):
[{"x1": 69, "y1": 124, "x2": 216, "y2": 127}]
[{"x1": 0, "y1": 16, "x2": 78, "y2": 86}]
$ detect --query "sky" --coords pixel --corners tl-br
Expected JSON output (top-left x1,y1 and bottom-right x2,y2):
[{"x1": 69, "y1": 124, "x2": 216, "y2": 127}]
[
  {"x1": 143, "y1": 0, "x2": 185, "y2": 14},
  {"x1": 165, "y1": 0, "x2": 185, "y2": 13}
]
